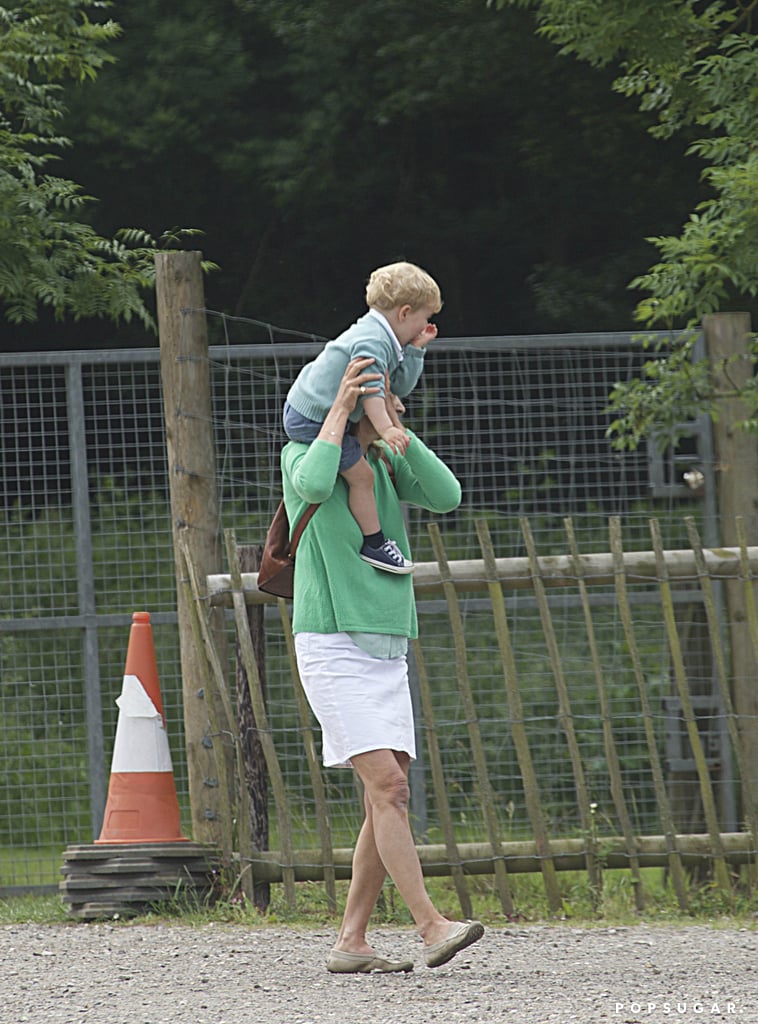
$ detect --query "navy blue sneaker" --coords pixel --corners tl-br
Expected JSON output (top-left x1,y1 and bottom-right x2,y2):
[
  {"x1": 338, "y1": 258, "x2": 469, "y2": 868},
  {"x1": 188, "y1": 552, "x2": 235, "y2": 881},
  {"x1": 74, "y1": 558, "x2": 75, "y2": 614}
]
[{"x1": 359, "y1": 539, "x2": 414, "y2": 574}]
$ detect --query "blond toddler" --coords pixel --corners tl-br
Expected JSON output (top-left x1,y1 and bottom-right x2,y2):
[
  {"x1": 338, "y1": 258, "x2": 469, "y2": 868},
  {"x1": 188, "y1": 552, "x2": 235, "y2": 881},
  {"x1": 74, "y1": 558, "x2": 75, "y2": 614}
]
[{"x1": 283, "y1": 261, "x2": 441, "y2": 572}]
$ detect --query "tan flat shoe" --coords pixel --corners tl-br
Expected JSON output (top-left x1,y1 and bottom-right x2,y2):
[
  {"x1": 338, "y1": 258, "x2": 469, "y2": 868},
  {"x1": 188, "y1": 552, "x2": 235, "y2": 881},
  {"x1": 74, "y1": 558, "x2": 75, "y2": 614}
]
[
  {"x1": 326, "y1": 950, "x2": 414, "y2": 974},
  {"x1": 424, "y1": 920, "x2": 484, "y2": 968}
]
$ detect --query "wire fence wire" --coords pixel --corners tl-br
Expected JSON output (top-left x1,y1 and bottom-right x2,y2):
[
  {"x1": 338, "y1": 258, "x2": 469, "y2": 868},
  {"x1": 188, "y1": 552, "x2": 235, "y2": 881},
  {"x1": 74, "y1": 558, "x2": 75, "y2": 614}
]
[{"x1": 0, "y1": 317, "x2": 730, "y2": 893}]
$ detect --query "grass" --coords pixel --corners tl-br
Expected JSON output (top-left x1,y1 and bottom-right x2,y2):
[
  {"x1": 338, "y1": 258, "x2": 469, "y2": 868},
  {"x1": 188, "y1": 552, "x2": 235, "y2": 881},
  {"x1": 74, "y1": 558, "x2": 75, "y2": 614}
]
[
  {"x1": 2, "y1": 867, "x2": 757, "y2": 930},
  {"x1": 0, "y1": 846, "x2": 64, "y2": 889},
  {"x1": 0, "y1": 893, "x2": 69, "y2": 925}
]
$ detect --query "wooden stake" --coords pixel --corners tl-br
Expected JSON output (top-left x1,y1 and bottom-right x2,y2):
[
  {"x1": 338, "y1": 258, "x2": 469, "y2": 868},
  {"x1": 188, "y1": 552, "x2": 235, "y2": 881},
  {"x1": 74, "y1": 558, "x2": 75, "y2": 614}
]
[
  {"x1": 235, "y1": 546, "x2": 269, "y2": 911},
  {"x1": 411, "y1": 637, "x2": 473, "y2": 919},
  {"x1": 521, "y1": 517, "x2": 599, "y2": 895},
  {"x1": 224, "y1": 529, "x2": 297, "y2": 908},
  {"x1": 650, "y1": 518, "x2": 731, "y2": 892},
  {"x1": 176, "y1": 532, "x2": 234, "y2": 864},
  {"x1": 564, "y1": 517, "x2": 644, "y2": 910},
  {"x1": 609, "y1": 517, "x2": 689, "y2": 910},
  {"x1": 276, "y1": 602, "x2": 337, "y2": 914},
  {"x1": 475, "y1": 518, "x2": 563, "y2": 915},
  {"x1": 428, "y1": 523, "x2": 514, "y2": 915}
]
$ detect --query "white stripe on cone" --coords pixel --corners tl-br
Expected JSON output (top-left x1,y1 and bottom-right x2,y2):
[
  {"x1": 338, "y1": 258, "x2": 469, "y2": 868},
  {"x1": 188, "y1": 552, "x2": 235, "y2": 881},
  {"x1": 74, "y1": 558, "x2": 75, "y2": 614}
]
[{"x1": 110, "y1": 674, "x2": 174, "y2": 773}]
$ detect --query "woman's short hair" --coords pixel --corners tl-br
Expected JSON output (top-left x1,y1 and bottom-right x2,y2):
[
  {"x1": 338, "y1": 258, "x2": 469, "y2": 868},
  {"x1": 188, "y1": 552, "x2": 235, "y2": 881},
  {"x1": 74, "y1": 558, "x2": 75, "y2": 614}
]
[{"x1": 365, "y1": 261, "x2": 442, "y2": 313}]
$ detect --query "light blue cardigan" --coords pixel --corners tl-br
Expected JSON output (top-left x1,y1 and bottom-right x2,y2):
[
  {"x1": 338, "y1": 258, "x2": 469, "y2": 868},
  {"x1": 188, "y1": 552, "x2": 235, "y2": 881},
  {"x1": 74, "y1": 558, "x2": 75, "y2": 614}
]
[{"x1": 286, "y1": 312, "x2": 426, "y2": 424}]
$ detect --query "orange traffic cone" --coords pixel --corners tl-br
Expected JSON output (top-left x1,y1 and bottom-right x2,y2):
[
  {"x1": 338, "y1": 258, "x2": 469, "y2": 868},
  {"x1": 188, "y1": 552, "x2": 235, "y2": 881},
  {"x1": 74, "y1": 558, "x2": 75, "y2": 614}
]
[{"x1": 96, "y1": 611, "x2": 188, "y2": 844}]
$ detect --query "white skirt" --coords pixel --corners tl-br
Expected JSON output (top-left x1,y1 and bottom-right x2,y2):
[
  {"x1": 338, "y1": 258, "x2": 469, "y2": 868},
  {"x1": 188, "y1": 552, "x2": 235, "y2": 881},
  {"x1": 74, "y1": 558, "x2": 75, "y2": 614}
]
[{"x1": 294, "y1": 632, "x2": 416, "y2": 767}]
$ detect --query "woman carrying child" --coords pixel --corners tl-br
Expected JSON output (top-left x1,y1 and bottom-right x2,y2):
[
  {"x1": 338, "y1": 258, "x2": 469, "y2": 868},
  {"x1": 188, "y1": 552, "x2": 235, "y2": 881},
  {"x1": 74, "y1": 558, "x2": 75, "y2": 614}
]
[{"x1": 281, "y1": 355, "x2": 484, "y2": 973}]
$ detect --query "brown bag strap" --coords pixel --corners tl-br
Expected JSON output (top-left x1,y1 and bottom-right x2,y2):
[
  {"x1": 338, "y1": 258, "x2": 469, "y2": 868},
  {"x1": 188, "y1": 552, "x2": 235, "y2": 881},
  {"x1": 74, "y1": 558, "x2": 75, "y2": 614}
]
[
  {"x1": 288, "y1": 502, "x2": 319, "y2": 559},
  {"x1": 288, "y1": 451, "x2": 395, "y2": 558}
]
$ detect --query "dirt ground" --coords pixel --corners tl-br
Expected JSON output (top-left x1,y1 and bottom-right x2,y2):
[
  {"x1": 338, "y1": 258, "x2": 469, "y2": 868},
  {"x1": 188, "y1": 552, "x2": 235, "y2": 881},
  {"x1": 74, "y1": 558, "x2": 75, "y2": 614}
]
[{"x1": 2, "y1": 920, "x2": 756, "y2": 1024}]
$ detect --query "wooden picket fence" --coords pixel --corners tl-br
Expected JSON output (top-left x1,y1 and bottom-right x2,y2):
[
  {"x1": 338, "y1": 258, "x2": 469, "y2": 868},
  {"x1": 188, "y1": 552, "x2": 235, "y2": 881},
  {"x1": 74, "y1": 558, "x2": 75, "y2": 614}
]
[{"x1": 186, "y1": 514, "x2": 758, "y2": 917}]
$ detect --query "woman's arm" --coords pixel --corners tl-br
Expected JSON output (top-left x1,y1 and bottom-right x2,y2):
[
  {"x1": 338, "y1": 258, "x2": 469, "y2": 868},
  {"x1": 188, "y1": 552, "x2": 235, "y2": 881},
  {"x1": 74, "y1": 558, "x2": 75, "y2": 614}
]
[
  {"x1": 318, "y1": 356, "x2": 381, "y2": 442},
  {"x1": 381, "y1": 430, "x2": 461, "y2": 514}
]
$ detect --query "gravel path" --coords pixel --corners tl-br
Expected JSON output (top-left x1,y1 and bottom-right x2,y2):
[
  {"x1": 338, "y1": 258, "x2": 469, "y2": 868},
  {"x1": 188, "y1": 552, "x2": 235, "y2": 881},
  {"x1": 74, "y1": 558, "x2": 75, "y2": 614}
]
[{"x1": 2, "y1": 921, "x2": 756, "y2": 1023}]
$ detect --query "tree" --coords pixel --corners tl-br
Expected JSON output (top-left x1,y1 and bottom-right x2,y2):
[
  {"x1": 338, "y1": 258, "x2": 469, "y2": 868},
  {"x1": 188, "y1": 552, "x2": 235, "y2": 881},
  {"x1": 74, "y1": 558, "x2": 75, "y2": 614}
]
[
  {"x1": 497, "y1": 0, "x2": 758, "y2": 447},
  {"x1": 49, "y1": 0, "x2": 702, "y2": 346},
  {"x1": 4, "y1": 0, "x2": 718, "y2": 348},
  {"x1": 0, "y1": 0, "x2": 183, "y2": 330},
  {"x1": 53, "y1": 0, "x2": 280, "y2": 339}
]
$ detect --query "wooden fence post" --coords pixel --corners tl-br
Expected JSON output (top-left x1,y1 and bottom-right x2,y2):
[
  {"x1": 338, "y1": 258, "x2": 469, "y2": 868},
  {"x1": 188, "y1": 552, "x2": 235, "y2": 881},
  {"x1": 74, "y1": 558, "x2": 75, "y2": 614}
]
[
  {"x1": 235, "y1": 545, "x2": 270, "y2": 911},
  {"x1": 704, "y1": 312, "x2": 758, "y2": 802},
  {"x1": 156, "y1": 251, "x2": 232, "y2": 852}
]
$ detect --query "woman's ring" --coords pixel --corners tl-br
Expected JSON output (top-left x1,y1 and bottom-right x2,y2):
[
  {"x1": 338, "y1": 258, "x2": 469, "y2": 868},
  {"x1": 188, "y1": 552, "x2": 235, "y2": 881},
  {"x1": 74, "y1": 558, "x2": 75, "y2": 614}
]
[{"x1": 360, "y1": 385, "x2": 366, "y2": 393}]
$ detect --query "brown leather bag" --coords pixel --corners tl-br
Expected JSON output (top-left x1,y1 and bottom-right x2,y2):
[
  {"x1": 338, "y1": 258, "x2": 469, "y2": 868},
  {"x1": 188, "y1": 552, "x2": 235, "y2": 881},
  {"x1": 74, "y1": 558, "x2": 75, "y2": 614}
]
[
  {"x1": 258, "y1": 450, "x2": 394, "y2": 598},
  {"x1": 257, "y1": 500, "x2": 319, "y2": 598}
]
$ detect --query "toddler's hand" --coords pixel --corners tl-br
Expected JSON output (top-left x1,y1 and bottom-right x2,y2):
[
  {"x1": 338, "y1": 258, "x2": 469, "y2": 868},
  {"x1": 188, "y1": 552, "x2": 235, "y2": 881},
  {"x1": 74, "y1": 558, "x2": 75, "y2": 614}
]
[
  {"x1": 381, "y1": 425, "x2": 410, "y2": 454},
  {"x1": 411, "y1": 323, "x2": 438, "y2": 348}
]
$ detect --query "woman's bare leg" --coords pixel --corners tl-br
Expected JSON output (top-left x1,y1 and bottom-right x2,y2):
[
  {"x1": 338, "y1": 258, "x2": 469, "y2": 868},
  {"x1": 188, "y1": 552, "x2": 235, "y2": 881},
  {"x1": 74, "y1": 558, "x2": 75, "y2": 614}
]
[
  {"x1": 333, "y1": 789, "x2": 389, "y2": 953},
  {"x1": 336, "y1": 749, "x2": 452, "y2": 949}
]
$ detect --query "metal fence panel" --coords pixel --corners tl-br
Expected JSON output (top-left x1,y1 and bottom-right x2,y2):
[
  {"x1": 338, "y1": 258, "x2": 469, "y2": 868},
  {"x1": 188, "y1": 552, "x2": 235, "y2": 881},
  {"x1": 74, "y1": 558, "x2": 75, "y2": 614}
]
[{"x1": 0, "y1": 326, "x2": 718, "y2": 892}]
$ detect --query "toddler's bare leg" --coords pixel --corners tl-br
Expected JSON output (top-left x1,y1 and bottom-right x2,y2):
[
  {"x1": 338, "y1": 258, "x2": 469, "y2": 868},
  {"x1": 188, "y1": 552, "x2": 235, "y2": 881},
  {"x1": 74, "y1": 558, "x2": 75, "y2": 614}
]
[
  {"x1": 341, "y1": 457, "x2": 380, "y2": 535},
  {"x1": 341, "y1": 456, "x2": 413, "y2": 574}
]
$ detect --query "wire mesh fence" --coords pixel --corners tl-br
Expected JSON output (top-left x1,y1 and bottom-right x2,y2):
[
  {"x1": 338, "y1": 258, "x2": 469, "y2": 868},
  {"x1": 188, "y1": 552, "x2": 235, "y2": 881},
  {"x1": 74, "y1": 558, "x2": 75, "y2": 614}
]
[{"x1": 0, "y1": 320, "x2": 730, "y2": 895}]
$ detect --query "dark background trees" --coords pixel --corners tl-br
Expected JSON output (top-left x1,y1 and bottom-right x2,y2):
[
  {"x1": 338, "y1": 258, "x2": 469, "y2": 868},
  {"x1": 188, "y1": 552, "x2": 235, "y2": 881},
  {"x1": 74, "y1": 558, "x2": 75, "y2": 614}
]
[{"x1": 2, "y1": 0, "x2": 707, "y2": 349}]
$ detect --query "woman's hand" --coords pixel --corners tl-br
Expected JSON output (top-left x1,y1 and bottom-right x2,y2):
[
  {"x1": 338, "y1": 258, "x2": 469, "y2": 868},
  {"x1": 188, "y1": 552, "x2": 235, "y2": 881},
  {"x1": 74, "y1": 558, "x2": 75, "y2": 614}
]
[
  {"x1": 333, "y1": 356, "x2": 382, "y2": 414},
  {"x1": 318, "y1": 357, "x2": 382, "y2": 444}
]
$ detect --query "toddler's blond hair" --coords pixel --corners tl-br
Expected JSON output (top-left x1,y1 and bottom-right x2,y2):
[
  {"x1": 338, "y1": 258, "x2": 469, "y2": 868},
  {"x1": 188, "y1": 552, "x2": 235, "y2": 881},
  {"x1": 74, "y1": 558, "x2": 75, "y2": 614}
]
[{"x1": 365, "y1": 261, "x2": 442, "y2": 314}]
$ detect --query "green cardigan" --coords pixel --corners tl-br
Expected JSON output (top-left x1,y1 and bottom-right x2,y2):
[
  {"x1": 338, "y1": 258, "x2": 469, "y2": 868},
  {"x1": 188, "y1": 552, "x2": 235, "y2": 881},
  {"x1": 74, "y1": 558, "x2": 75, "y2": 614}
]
[{"x1": 280, "y1": 429, "x2": 461, "y2": 637}]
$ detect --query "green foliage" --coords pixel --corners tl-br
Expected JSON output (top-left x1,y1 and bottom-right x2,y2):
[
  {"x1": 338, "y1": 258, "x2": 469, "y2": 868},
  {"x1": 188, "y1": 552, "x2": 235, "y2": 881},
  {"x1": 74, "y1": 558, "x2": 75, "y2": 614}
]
[
  {"x1": 605, "y1": 332, "x2": 714, "y2": 452},
  {"x1": 0, "y1": 1, "x2": 208, "y2": 328},
  {"x1": 45, "y1": 0, "x2": 704, "y2": 343},
  {"x1": 497, "y1": 0, "x2": 758, "y2": 447}
]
